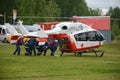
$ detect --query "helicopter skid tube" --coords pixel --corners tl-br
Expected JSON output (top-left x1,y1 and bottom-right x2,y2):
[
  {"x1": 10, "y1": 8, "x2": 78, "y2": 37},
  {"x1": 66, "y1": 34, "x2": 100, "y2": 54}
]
[
  {"x1": 60, "y1": 49, "x2": 104, "y2": 57},
  {"x1": 91, "y1": 49, "x2": 104, "y2": 57},
  {"x1": 75, "y1": 49, "x2": 104, "y2": 57},
  {"x1": 76, "y1": 49, "x2": 104, "y2": 57}
]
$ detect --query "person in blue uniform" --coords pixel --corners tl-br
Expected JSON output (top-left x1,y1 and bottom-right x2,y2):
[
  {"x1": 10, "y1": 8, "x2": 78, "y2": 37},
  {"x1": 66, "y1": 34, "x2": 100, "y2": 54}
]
[
  {"x1": 36, "y1": 41, "x2": 50, "y2": 56},
  {"x1": 13, "y1": 37, "x2": 23, "y2": 55},
  {"x1": 42, "y1": 41, "x2": 50, "y2": 56},
  {"x1": 49, "y1": 40, "x2": 58, "y2": 56},
  {"x1": 28, "y1": 37, "x2": 37, "y2": 56},
  {"x1": 24, "y1": 39, "x2": 32, "y2": 56}
]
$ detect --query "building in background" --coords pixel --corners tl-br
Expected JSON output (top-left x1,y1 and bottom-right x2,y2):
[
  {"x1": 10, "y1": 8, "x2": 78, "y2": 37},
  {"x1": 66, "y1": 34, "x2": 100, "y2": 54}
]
[{"x1": 77, "y1": 16, "x2": 111, "y2": 42}]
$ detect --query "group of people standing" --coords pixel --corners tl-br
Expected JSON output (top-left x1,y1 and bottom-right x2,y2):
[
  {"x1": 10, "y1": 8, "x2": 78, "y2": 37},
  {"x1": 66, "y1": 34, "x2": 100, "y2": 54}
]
[{"x1": 13, "y1": 37, "x2": 58, "y2": 56}]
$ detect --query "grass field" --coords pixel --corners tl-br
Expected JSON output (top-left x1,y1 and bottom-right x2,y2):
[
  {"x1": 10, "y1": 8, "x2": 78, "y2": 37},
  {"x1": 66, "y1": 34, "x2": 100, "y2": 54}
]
[{"x1": 0, "y1": 41, "x2": 120, "y2": 80}]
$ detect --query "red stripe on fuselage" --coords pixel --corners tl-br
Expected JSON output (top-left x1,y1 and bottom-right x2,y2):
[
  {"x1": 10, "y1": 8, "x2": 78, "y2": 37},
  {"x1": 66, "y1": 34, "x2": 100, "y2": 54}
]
[
  {"x1": 10, "y1": 36, "x2": 20, "y2": 40},
  {"x1": 61, "y1": 45, "x2": 101, "y2": 53}
]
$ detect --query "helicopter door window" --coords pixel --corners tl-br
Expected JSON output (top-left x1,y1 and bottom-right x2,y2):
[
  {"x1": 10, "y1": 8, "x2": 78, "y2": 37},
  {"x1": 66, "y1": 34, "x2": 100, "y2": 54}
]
[
  {"x1": 87, "y1": 31, "x2": 96, "y2": 41},
  {"x1": 74, "y1": 33, "x2": 86, "y2": 41},
  {"x1": 79, "y1": 33, "x2": 86, "y2": 41}
]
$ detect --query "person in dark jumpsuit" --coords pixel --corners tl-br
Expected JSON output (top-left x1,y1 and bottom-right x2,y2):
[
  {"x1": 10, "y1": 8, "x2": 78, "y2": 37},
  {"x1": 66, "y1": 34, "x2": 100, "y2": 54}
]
[
  {"x1": 24, "y1": 39, "x2": 32, "y2": 56},
  {"x1": 42, "y1": 41, "x2": 50, "y2": 56},
  {"x1": 28, "y1": 37, "x2": 37, "y2": 56},
  {"x1": 49, "y1": 40, "x2": 58, "y2": 56},
  {"x1": 13, "y1": 37, "x2": 23, "y2": 55},
  {"x1": 36, "y1": 41, "x2": 50, "y2": 56}
]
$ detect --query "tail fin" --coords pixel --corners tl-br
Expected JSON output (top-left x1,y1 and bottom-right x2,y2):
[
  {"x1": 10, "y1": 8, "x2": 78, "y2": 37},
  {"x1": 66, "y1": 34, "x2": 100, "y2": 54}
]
[
  {"x1": 5, "y1": 23, "x2": 20, "y2": 35},
  {"x1": 34, "y1": 24, "x2": 48, "y2": 38},
  {"x1": 5, "y1": 23, "x2": 21, "y2": 44},
  {"x1": 17, "y1": 20, "x2": 29, "y2": 35}
]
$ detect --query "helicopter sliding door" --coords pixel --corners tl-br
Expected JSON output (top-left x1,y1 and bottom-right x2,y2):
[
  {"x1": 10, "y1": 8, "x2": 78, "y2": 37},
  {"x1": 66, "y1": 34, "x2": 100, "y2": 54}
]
[{"x1": 74, "y1": 31, "x2": 104, "y2": 50}]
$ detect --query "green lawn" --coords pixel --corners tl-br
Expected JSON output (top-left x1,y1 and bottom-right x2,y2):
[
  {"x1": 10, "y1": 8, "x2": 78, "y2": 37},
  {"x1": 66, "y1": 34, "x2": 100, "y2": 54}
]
[{"x1": 0, "y1": 41, "x2": 120, "y2": 80}]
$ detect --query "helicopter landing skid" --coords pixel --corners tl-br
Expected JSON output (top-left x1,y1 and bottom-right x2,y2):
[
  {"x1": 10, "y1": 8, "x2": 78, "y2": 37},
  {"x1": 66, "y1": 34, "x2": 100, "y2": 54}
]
[
  {"x1": 91, "y1": 49, "x2": 104, "y2": 57},
  {"x1": 60, "y1": 49, "x2": 104, "y2": 57},
  {"x1": 74, "y1": 49, "x2": 104, "y2": 57}
]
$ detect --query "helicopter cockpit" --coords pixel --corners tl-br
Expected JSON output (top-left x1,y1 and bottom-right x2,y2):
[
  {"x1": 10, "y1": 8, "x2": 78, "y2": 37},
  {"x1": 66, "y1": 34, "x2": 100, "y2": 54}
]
[{"x1": 74, "y1": 30, "x2": 104, "y2": 41}]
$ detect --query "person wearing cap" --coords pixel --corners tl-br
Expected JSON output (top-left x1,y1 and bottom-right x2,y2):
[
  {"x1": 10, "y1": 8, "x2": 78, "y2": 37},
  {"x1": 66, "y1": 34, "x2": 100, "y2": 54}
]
[{"x1": 49, "y1": 40, "x2": 58, "y2": 56}]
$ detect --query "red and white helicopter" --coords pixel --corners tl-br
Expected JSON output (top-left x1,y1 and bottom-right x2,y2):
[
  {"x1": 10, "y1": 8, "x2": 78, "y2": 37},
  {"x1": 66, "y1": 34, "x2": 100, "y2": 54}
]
[
  {"x1": 45, "y1": 20, "x2": 105, "y2": 57},
  {"x1": 13, "y1": 18, "x2": 105, "y2": 57}
]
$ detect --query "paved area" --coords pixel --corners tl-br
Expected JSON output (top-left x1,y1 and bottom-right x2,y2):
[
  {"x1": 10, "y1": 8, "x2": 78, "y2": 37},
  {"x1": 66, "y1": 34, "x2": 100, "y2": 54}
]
[{"x1": 0, "y1": 41, "x2": 9, "y2": 45}]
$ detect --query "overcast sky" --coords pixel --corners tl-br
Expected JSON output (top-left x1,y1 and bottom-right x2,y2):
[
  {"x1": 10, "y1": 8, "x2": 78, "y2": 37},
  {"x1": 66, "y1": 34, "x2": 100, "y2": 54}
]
[{"x1": 85, "y1": 0, "x2": 120, "y2": 15}]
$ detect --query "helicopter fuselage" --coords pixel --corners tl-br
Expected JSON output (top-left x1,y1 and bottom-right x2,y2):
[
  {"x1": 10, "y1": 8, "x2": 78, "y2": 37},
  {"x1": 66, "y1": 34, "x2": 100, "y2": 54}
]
[{"x1": 50, "y1": 28, "x2": 104, "y2": 53}]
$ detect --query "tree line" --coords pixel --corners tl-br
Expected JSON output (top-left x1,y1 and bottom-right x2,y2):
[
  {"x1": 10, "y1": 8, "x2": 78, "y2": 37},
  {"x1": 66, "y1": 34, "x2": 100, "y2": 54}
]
[
  {"x1": 106, "y1": 7, "x2": 120, "y2": 37},
  {"x1": 0, "y1": 0, "x2": 103, "y2": 24},
  {"x1": 0, "y1": 0, "x2": 120, "y2": 37}
]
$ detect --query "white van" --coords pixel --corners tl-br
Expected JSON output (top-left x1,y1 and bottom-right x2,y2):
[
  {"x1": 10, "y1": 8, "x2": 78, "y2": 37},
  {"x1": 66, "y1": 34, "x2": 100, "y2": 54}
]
[{"x1": 0, "y1": 25, "x2": 10, "y2": 43}]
